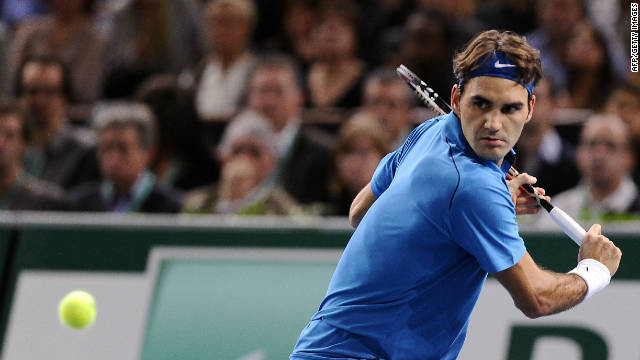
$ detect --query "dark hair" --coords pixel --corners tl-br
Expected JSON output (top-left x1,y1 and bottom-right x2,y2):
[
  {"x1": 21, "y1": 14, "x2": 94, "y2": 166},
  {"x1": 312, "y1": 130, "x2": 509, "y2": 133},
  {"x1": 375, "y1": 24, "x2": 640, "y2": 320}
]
[
  {"x1": 566, "y1": 22, "x2": 617, "y2": 109},
  {"x1": 250, "y1": 53, "x2": 304, "y2": 90},
  {"x1": 453, "y1": 30, "x2": 543, "y2": 92},
  {"x1": 610, "y1": 81, "x2": 640, "y2": 98},
  {"x1": 319, "y1": 0, "x2": 361, "y2": 30},
  {"x1": 0, "y1": 99, "x2": 31, "y2": 142},
  {"x1": 15, "y1": 55, "x2": 73, "y2": 102},
  {"x1": 363, "y1": 67, "x2": 412, "y2": 104},
  {"x1": 83, "y1": 0, "x2": 96, "y2": 14},
  {"x1": 45, "y1": 0, "x2": 96, "y2": 15},
  {"x1": 135, "y1": 74, "x2": 201, "y2": 156}
]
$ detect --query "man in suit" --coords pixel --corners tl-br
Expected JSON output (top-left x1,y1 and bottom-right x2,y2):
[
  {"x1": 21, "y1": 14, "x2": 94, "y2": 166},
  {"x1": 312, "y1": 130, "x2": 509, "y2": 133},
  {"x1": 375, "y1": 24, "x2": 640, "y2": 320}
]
[
  {"x1": 537, "y1": 113, "x2": 640, "y2": 224},
  {"x1": 0, "y1": 99, "x2": 66, "y2": 210},
  {"x1": 515, "y1": 78, "x2": 580, "y2": 196},
  {"x1": 247, "y1": 54, "x2": 332, "y2": 204},
  {"x1": 16, "y1": 55, "x2": 100, "y2": 189},
  {"x1": 361, "y1": 68, "x2": 415, "y2": 149},
  {"x1": 68, "y1": 102, "x2": 181, "y2": 213}
]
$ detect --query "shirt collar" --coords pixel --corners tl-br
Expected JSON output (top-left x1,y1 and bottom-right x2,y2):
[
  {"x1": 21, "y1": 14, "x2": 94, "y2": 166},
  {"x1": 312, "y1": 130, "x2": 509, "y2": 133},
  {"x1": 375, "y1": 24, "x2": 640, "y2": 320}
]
[
  {"x1": 101, "y1": 170, "x2": 155, "y2": 212},
  {"x1": 441, "y1": 111, "x2": 515, "y2": 176},
  {"x1": 585, "y1": 176, "x2": 639, "y2": 213},
  {"x1": 275, "y1": 117, "x2": 301, "y2": 157},
  {"x1": 47, "y1": 123, "x2": 72, "y2": 153}
]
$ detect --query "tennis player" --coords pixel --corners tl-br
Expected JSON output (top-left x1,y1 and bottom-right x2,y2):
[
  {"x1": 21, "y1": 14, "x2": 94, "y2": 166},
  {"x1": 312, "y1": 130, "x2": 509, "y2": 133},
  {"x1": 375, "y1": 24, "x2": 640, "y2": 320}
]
[{"x1": 290, "y1": 30, "x2": 622, "y2": 360}]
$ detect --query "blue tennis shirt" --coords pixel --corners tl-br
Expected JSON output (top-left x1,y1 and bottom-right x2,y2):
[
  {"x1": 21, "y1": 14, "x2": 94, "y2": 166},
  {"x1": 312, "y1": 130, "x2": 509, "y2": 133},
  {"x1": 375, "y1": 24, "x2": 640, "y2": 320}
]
[{"x1": 291, "y1": 111, "x2": 526, "y2": 360}]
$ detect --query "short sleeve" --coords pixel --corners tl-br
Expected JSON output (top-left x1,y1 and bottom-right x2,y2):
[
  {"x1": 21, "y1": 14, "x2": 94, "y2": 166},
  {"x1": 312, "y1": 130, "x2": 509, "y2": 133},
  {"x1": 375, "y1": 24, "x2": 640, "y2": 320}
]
[
  {"x1": 450, "y1": 181, "x2": 526, "y2": 273},
  {"x1": 369, "y1": 120, "x2": 439, "y2": 197},
  {"x1": 370, "y1": 150, "x2": 399, "y2": 197}
]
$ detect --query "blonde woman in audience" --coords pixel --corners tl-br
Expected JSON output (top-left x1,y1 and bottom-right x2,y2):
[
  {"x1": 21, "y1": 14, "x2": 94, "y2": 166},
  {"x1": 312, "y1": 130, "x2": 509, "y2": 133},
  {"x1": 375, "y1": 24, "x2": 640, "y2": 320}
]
[
  {"x1": 194, "y1": 0, "x2": 257, "y2": 121},
  {"x1": 325, "y1": 111, "x2": 390, "y2": 216}
]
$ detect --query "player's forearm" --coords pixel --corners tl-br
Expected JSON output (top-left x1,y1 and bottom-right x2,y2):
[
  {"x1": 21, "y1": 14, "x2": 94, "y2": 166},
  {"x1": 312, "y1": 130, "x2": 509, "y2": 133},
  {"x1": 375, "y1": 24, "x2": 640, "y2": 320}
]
[
  {"x1": 349, "y1": 183, "x2": 376, "y2": 228},
  {"x1": 496, "y1": 253, "x2": 589, "y2": 319},
  {"x1": 526, "y1": 271, "x2": 587, "y2": 318}
]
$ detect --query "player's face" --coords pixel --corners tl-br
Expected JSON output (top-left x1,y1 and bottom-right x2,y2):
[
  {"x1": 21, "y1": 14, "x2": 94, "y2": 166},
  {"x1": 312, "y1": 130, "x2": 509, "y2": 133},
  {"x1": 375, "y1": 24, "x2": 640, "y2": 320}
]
[{"x1": 452, "y1": 76, "x2": 535, "y2": 165}]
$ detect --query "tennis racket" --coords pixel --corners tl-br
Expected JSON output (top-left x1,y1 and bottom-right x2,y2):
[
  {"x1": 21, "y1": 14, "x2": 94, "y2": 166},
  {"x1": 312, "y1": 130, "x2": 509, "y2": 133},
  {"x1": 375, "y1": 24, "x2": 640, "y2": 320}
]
[{"x1": 396, "y1": 64, "x2": 586, "y2": 246}]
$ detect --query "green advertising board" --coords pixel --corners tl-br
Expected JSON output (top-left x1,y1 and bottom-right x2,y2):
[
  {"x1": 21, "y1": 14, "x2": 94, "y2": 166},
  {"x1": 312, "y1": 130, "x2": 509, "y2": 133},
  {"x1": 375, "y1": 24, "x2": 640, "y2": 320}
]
[{"x1": 141, "y1": 249, "x2": 340, "y2": 360}]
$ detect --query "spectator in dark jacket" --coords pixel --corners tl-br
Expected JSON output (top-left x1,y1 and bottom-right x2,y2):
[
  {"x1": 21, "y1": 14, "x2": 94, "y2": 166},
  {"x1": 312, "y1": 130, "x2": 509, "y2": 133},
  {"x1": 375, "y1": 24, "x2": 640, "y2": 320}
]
[
  {"x1": 16, "y1": 55, "x2": 100, "y2": 189},
  {"x1": 247, "y1": 54, "x2": 333, "y2": 204},
  {"x1": 0, "y1": 99, "x2": 67, "y2": 210},
  {"x1": 68, "y1": 102, "x2": 181, "y2": 213}
]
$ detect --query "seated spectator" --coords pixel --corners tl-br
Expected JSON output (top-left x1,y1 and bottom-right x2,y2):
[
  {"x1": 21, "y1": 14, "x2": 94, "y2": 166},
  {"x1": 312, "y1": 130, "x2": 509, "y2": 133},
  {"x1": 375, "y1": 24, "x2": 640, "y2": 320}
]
[
  {"x1": 604, "y1": 82, "x2": 640, "y2": 185},
  {"x1": 536, "y1": 114, "x2": 640, "y2": 226},
  {"x1": 277, "y1": 0, "x2": 320, "y2": 71},
  {"x1": 0, "y1": 99, "x2": 66, "y2": 210},
  {"x1": 68, "y1": 102, "x2": 181, "y2": 213},
  {"x1": 364, "y1": 0, "x2": 415, "y2": 65},
  {"x1": 193, "y1": 0, "x2": 257, "y2": 121},
  {"x1": 306, "y1": 1, "x2": 366, "y2": 109},
  {"x1": 16, "y1": 55, "x2": 100, "y2": 189},
  {"x1": 248, "y1": 54, "x2": 332, "y2": 204},
  {"x1": 101, "y1": 0, "x2": 204, "y2": 98},
  {"x1": 515, "y1": 78, "x2": 580, "y2": 196},
  {"x1": 183, "y1": 110, "x2": 300, "y2": 215},
  {"x1": 474, "y1": 0, "x2": 537, "y2": 35},
  {"x1": 325, "y1": 111, "x2": 390, "y2": 216},
  {"x1": 135, "y1": 74, "x2": 219, "y2": 191},
  {"x1": 415, "y1": 0, "x2": 483, "y2": 47},
  {"x1": 386, "y1": 10, "x2": 456, "y2": 96},
  {"x1": 362, "y1": 68, "x2": 415, "y2": 149},
  {"x1": 11, "y1": 0, "x2": 106, "y2": 104},
  {"x1": 527, "y1": 0, "x2": 586, "y2": 90},
  {"x1": 561, "y1": 21, "x2": 620, "y2": 110}
]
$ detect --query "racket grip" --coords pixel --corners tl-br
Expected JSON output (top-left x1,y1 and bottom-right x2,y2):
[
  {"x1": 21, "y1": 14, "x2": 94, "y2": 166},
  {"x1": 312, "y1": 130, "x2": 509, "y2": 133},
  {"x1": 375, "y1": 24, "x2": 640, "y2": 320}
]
[{"x1": 549, "y1": 207, "x2": 586, "y2": 246}]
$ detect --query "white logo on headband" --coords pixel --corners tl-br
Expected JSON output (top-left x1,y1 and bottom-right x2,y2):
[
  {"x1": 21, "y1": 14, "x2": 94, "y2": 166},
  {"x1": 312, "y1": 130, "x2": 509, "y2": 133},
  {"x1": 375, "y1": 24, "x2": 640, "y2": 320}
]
[{"x1": 494, "y1": 60, "x2": 516, "y2": 68}]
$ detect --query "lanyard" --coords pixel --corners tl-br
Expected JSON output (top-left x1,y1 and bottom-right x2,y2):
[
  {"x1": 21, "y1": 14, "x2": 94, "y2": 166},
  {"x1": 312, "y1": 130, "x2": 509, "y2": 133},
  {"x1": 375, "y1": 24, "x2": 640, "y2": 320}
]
[{"x1": 100, "y1": 171, "x2": 156, "y2": 213}]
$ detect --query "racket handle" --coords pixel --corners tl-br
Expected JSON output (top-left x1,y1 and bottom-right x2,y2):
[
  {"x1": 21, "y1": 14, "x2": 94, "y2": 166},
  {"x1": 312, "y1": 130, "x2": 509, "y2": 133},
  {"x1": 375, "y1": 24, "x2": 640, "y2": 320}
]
[{"x1": 549, "y1": 207, "x2": 586, "y2": 246}]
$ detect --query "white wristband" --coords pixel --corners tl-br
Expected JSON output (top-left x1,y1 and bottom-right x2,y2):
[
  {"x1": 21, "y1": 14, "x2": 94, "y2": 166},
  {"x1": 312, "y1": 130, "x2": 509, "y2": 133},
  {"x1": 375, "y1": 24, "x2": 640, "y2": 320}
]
[{"x1": 568, "y1": 259, "x2": 611, "y2": 301}]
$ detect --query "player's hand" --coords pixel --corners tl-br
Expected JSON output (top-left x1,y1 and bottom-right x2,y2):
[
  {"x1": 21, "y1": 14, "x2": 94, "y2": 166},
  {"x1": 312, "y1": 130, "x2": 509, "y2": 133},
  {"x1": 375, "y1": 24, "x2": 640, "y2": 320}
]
[
  {"x1": 578, "y1": 224, "x2": 622, "y2": 276},
  {"x1": 506, "y1": 173, "x2": 550, "y2": 215}
]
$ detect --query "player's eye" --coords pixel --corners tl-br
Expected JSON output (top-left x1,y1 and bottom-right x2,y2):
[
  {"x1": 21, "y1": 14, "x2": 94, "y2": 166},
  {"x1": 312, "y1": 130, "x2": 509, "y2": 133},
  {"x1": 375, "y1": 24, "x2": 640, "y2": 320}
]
[
  {"x1": 471, "y1": 98, "x2": 490, "y2": 110},
  {"x1": 501, "y1": 104, "x2": 522, "y2": 114}
]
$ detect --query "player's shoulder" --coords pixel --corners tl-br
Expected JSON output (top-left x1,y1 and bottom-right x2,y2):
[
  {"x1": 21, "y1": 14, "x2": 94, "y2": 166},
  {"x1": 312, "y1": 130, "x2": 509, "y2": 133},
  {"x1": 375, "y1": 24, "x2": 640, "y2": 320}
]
[
  {"x1": 396, "y1": 116, "x2": 446, "y2": 160},
  {"x1": 449, "y1": 154, "x2": 511, "y2": 205},
  {"x1": 412, "y1": 115, "x2": 447, "y2": 137}
]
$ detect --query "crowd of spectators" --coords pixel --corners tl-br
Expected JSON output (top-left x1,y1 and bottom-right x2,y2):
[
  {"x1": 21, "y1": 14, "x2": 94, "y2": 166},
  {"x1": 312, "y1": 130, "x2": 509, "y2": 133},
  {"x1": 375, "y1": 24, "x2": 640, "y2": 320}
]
[{"x1": 0, "y1": 0, "x2": 638, "y2": 224}]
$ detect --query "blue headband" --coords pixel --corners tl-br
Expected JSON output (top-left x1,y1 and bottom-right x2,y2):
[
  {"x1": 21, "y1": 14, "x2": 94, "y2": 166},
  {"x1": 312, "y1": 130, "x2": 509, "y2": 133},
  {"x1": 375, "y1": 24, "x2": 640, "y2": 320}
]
[{"x1": 460, "y1": 51, "x2": 535, "y2": 96}]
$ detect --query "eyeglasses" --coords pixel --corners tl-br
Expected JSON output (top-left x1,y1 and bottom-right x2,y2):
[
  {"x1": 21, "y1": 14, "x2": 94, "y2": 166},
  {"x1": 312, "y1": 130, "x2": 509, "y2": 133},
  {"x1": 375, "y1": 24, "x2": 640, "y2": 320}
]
[
  {"x1": 22, "y1": 86, "x2": 62, "y2": 97},
  {"x1": 580, "y1": 139, "x2": 628, "y2": 153},
  {"x1": 230, "y1": 144, "x2": 263, "y2": 157}
]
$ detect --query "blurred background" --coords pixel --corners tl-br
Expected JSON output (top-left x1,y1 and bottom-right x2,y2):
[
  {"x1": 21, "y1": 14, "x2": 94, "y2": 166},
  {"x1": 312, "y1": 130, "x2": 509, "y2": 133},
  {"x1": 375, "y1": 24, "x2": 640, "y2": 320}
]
[
  {"x1": 0, "y1": 0, "x2": 637, "y2": 218},
  {"x1": 0, "y1": 0, "x2": 637, "y2": 359}
]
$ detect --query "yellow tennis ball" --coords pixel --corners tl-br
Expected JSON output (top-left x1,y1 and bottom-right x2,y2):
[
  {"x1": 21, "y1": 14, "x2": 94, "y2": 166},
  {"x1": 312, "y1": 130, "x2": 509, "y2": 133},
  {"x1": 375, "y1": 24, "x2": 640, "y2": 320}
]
[{"x1": 58, "y1": 290, "x2": 97, "y2": 329}]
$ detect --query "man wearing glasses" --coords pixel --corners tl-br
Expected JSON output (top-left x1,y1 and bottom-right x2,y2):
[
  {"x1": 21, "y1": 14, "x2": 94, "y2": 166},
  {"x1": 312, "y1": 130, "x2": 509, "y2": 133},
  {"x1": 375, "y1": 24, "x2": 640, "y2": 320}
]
[{"x1": 16, "y1": 55, "x2": 99, "y2": 190}]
